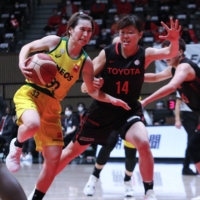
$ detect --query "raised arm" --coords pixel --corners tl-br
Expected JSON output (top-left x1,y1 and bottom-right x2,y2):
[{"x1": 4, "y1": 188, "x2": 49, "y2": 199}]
[{"x1": 145, "y1": 18, "x2": 181, "y2": 68}]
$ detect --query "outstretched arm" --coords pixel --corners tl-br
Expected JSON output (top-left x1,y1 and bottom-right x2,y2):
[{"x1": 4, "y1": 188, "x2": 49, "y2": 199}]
[
  {"x1": 144, "y1": 66, "x2": 172, "y2": 82},
  {"x1": 145, "y1": 18, "x2": 181, "y2": 68},
  {"x1": 141, "y1": 63, "x2": 193, "y2": 107}
]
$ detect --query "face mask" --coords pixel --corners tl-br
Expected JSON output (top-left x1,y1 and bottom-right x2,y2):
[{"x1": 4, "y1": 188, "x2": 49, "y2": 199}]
[
  {"x1": 158, "y1": 27, "x2": 163, "y2": 33},
  {"x1": 15, "y1": 5, "x2": 19, "y2": 8},
  {"x1": 78, "y1": 106, "x2": 84, "y2": 112},
  {"x1": 11, "y1": 15, "x2": 15, "y2": 19},
  {"x1": 65, "y1": 111, "x2": 72, "y2": 116},
  {"x1": 114, "y1": 17, "x2": 119, "y2": 21},
  {"x1": 102, "y1": 32, "x2": 107, "y2": 36},
  {"x1": 96, "y1": 0, "x2": 100, "y2": 3},
  {"x1": 121, "y1": 0, "x2": 125, "y2": 2},
  {"x1": 66, "y1": 1, "x2": 70, "y2": 5},
  {"x1": 62, "y1": 19, "x2": 67, "y2": 24}
]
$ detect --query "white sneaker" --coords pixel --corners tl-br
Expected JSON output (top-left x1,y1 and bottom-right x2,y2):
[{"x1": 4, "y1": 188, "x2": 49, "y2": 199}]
[
  {"x1": 27, "y1": 187, "x2": 35, "y2": 200},
  {"x1": 191, "y1": 196, "x2": 200, "y2": 200},
  {"x1": 124, "y1": 180, "x2": 135, "y2": 197},
  {"x1": 144, "y1": 189, "x2": 157, "y2": 200},
  {"x1": 6, "y1": 138, "x2": 22, "y2": 172},
  {"x1": 83, "y1": 175, "x2": 98, "y2": 196},
  {"x1": 24, "y1": 154, "x2": 33, "y2": 161}
]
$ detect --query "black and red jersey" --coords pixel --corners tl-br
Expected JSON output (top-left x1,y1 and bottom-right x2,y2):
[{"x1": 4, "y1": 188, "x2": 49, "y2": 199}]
[
  {"x1": 94, "y1": 42, "x2": 145, "y2": 109},
  {"x1": 172, "y1": 57, "x2": 200, "y2": 114}
]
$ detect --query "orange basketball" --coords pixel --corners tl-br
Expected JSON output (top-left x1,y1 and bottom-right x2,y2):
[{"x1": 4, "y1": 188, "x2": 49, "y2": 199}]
[{"x1": 25, "y1": 53, "x2": 57, "y2": 85}]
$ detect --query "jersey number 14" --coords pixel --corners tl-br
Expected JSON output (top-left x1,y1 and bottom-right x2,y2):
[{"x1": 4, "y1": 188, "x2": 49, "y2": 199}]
[{"x1": 116, "y1": 81, "x2": 129, "y2": 94}]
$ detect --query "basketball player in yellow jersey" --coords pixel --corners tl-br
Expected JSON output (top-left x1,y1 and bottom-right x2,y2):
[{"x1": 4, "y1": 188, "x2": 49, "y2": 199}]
[{"x1": 6, "y1": 12, "x2": 130, "y2": 200}]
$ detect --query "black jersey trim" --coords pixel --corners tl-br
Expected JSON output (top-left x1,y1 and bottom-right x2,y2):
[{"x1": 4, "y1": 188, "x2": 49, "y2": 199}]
[{"x1": 26, "y1": 83, "x2": 55, "y2": 99}]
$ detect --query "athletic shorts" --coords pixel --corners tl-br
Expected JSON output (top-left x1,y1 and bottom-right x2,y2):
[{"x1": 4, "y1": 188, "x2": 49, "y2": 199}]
[
  {"x1": 74, "y1": 101, "x2": 144, "y2": 145},
  {"x1": 124, "y1": 140, "x2": 135, "y2": 148},
  {"x1": 14, "y1": 84, "x2": 64, "y2": 151}
]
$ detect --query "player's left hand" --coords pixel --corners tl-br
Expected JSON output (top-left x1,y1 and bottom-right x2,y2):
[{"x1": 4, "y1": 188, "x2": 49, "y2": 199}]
[
  {"x1": 159, "y1": 17, "x2": 181, "y2": 41},
  {"x1": 111, "y1": 98, "x2": 131, "y2": 110},
  {"x1": 93, "y1": 77, "x2": 104, "y2": 90}
]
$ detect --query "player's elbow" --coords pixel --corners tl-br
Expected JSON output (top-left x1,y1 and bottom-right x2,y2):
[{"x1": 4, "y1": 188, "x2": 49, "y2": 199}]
[{"x1": 168, "y1": 84, "x2": 177, "y2": 92}]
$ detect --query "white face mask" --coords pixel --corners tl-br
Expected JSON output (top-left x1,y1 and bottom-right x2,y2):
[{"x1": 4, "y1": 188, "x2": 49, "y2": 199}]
[
  {"x1": 78, "y1": 106, "x2": 84, "y2": 112},
  {"x1": 102, "y1": 32, "x2": 107, "y2": 36},
  {"x1": 65, "y1": 111, "x2": 72, "y2": 116},
  {"x1": 121, "y1": 0, "x2": 125, "y2": 2},
  {"x1": 114, "y1": 17, "x2": 119, "y2": 21},
  {"x1": 62, "y1": 19, "x2": 67, "y2": 24},
  {"x1": 66, "y1": 1, "x2": 70, "y2": 5}
]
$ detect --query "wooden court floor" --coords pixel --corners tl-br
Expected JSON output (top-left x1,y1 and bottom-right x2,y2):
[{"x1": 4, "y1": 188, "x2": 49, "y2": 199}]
[{"x1": 5, "y1": 160, "x2": 200, "y2": 200}]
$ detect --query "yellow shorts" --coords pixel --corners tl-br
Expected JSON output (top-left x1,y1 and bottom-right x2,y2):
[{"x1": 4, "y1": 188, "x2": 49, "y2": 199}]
[
  {"x1": 123, "y1": 140, "x2": 135, "y2": 148},
  {"x1": 14, "y1": 85, "x2": 64, "y2": 151}
]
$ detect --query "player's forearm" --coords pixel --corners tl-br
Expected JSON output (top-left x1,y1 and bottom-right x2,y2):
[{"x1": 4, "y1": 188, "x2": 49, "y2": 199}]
[
  {"x1": 144, "y1": 73, "x2": 157, "y2": 82},
  {"x1": 144, "y1": 85, "x2": 176, "y2": 106},
  {"x1": 87, "y1": 90, "x2": 113, "y2": 103},
  {"x1": 166, "y1": 41, "x2": 179, "y2": 58},
  {"x1": 174, "y1": 101, "x2": 181, "y2": 121}
]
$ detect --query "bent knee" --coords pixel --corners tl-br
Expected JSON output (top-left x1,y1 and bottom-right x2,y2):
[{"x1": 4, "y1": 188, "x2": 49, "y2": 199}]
[
  {"x1": 136, "y1": 140, "x2": 150, "y2": 152},
  {"x1": 24, "y1": 120, "x2": 40, "y2": 133}
]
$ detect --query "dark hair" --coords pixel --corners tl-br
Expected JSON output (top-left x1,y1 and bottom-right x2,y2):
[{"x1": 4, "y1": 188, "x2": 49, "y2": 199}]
[
  {"x1": 77, "y1": 102, "x2": 85, "y2": 107},
  {"x1": 161, "y1": 38, "x2": 186, "y2": 52},
  {"x1": 66, "y1": 12, "x2": 95, "y2": 37},
  {"x1": 112, "y1": 15, "x2": 144, "y2": 32},
  {"x1": 65, "y1": 105, "x2": 73, "y2": 111}
]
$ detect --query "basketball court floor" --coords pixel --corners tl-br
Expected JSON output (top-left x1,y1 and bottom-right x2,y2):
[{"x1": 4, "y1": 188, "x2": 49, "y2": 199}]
[{"x1": 6, "y1": 160, "x2": 200, "y2": 200}]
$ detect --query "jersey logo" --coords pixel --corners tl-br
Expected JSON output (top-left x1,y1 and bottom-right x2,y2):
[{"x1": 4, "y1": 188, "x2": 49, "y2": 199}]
[
  {"x1": 134, "y1": 60, "x2": 140, "y2": 65},
  {"x1": 55, "y1": 54, "x2": 62, "y2": 58},
  {"x1": 73, "y1": 64, "x2": 80, "y2": 72},
  {"x1": 181, "y1": 93, "x2": 189, "y2": 103},
  {"x1": 60, "y1": 49, "x2": 65, "y2": 54}
]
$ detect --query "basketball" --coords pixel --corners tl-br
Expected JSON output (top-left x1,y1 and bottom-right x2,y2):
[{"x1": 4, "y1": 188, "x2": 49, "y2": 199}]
[{"x1": 25, "y1": 53, "x2": 57, "y2": 85}]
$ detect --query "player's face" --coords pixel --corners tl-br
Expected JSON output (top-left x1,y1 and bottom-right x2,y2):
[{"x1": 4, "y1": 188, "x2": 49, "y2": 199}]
[
  {"x1": 119, "y1": 25, "x2": 142, "y2": 49},
  {"x1": 165, "y1": 56, "x2": 178, "y2": 66},
  {"x1": 70, "y1": 19, "x2": 93, "y2": 46}
]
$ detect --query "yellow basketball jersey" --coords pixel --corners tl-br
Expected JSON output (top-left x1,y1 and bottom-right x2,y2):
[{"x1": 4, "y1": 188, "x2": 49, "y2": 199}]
[{"x1": 27, "y1": 37, "x2": 88, "y2": 101}]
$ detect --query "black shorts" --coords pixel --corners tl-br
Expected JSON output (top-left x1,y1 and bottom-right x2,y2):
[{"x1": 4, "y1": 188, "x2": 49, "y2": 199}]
[{"x1": 74, "y1": 101, "x2": 144, "y2": 145}]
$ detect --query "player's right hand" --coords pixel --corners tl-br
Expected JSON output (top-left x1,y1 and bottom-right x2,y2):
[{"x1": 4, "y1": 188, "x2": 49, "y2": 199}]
[
  {"x1": 175, "y1": 120, "x2": 182, "y2": 129},
  {"x1": 111, "y1": 98, "x2": 131, "y2": 110},
  {"x1": 93, "y1": 77, "x2": 104, "y2": 90}
]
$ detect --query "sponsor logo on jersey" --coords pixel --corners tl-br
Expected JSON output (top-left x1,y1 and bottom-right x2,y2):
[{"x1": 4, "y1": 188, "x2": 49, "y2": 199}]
[
  {"x1": 55, "y1": 54, "x2": 62, "y2": 58},
  {"x1": 107, "y1": 67, "x2": 141, "y2": 75},
  {"x1": 73, "y1": 64, "x2": 80, "y2": 72},
  {"x1": 57, "y1": 65, "x2": 73, "y2": 81},
  {"x1": 57, "y1": 132, "x2": 62, "y2": 138}
]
